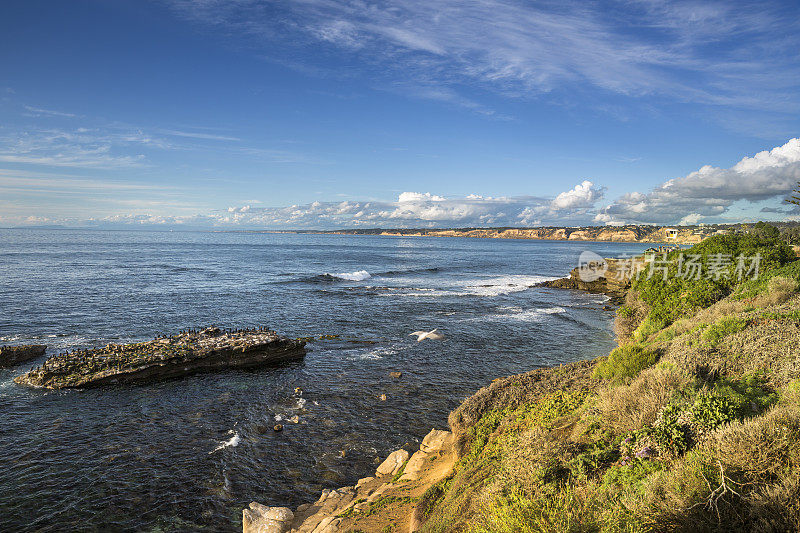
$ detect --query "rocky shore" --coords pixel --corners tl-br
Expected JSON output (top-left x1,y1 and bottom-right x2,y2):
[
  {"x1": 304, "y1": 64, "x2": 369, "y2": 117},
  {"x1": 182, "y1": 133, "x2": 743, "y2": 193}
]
[
  {"x1": 14, "y1": 327, "x2": 306, "y2": 389},
  {"x1": 243, "y1": 429, "x2": 456, "y2": 533},
  {"x1": 0, "y1": 344, "x2": 47, "y2": 368},
  {"x1": 537, "y1": 257, "x2": 642, "y2": 303}
]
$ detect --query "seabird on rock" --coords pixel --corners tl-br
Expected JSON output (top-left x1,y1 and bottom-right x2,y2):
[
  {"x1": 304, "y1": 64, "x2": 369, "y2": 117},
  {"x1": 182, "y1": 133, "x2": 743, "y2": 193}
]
[{"x1": 409, "y1": 329, "x2": 445, "y2": 342}]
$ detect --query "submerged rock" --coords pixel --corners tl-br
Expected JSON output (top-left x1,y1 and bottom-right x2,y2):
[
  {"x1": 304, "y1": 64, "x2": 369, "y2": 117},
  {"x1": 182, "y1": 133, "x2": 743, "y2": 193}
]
[
  {"x1": 14, "y1": 328, "x2": 305, "y2": 389},
  {"x1": 0, "y1": 344, "x2": 46, "y2": 368}
]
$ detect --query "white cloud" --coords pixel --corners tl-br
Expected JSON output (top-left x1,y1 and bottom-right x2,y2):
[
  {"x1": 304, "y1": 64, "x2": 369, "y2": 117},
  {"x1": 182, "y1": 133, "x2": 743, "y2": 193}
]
[
  {"x1": 597, "y1": 138, "x2": 800, "y2": 225},
  {"x1": 0, "y1": 128, "x2": 159, "y2": 169},
  {"x1": 398, "y1": 191, "x2": 445, "y2": 202},
  {"x1": 159, "y1": 129, "x2": 241, "y2": 141},
  {"x1": 3, "y1": 181, "x2": 604, "y2": 229},
  {"x1": 551, "y1": 180, "x2": 605, "y2": 209},
  {"x1": 678, "y1": 213, "x2": 703, "y2": 226},
  {"x1": 204, "y1": 182, "x2": 605, "y2": 228}
]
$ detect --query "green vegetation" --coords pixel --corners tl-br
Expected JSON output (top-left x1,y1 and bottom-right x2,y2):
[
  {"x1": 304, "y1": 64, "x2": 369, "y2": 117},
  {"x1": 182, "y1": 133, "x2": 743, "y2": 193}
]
[
  {"x1": 700, "y1": 317, "x2": 748, "y2": 345},
  {"x1": 593, "y1": 345, "x2": 658, "y2": 381},
  {"x1": 417, "y1": 235, "x2": 800, "y2": 532},
  {"x1": 629, "y1": 235, "x2": 794, "y2": 341}
]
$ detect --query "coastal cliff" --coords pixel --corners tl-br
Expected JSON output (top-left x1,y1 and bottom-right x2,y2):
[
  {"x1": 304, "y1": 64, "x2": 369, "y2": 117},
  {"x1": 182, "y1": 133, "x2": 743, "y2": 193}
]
[
  {"x1": 244, "y1": 234, "x2": 800, "y2": 532},
  {"x1": 330, "y1": 225, "x2": 708, "y2": 244},
  {"x1": 15, "y1": 327, "x2": 306, "y2": 389}
]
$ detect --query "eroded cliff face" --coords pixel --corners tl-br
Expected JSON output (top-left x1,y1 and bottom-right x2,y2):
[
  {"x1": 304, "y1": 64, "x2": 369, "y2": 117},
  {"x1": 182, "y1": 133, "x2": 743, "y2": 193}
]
[
  {"x1": 538, "y1": 257, "x2": 645, "y2": 303},
  {"x1": 375, "y1": 226, "x2": 705, "y2": 244}
]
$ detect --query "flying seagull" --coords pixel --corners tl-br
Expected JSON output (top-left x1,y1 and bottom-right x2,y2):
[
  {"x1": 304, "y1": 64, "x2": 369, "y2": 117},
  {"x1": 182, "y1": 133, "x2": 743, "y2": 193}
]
[{"x1": 409, "y1": 328, "x2": 445, "y2": 342}]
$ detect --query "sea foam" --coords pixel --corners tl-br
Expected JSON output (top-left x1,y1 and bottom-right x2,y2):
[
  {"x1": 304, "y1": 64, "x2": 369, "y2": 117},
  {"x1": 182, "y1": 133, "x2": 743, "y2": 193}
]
[
  {"x1": 328, "y1": 270, "x2": 371, "y2": 281},
  {"x1": 210, "y1": 430, "x2": 240, "y2": 454}
]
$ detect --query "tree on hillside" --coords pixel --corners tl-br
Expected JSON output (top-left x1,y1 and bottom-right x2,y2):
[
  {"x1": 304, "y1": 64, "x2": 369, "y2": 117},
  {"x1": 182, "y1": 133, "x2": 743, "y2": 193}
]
[
  {"x1": 789, "y1": 181, "x2": 800, "y2": 206},
  {"x1": 751, "y1": 221, "x2": 780, "y2": 240}
]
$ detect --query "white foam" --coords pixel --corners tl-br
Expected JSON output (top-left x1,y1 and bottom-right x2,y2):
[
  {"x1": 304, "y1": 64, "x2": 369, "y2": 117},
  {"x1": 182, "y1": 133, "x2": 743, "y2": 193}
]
[
  {"x1": 346, "y1": 346, "x2": 399, "y2": 361},
  {"x1": 329, "y1": 270, "x2": 371, "y2": 281},
  {"x1": 462, "y1": 275, "x2": 557, "y2": 297},
  {"x1": 210, "y1": 430, "x2": 240, "y2": 454},
  {"x1": 375, "y1": 274, "x2": 557, "y2": 298},
  {"x1": 296, "y1": 398, "x2": 307, "y2": 408},
  {"x1": 485, "y1": 306, "x2": 567, "y2": 322}
]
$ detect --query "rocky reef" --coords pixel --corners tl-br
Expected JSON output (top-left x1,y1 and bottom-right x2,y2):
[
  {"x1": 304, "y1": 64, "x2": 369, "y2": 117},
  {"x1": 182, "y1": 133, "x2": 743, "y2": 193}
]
[
  {"x1": 538, "y1": 257, "x2": 641, "y2": 303},
  {"x1": 14, "y1": 327, "x2": 306, "y2": 389},
  {"x1": 0, "y1": 344, "x2": 47, "y2": 368}
]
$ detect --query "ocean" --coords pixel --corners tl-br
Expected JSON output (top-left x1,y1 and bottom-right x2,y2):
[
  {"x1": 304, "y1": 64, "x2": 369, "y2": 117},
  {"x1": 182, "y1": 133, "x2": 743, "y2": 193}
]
[{"x1": 0, "y1": 229, "x2": 650, "y2": 532}]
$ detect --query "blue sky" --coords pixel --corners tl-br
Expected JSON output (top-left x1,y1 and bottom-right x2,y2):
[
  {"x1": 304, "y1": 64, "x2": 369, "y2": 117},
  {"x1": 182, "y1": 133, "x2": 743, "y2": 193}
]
[{"x1": 1, "y1": 0, "x2": 798, "y2": 229}]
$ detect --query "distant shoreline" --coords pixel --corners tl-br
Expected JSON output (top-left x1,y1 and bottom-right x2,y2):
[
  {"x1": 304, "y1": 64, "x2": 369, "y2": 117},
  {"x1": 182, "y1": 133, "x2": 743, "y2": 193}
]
[{"x1": 5, "y1": 223, "x2": 798, "y2": 247}]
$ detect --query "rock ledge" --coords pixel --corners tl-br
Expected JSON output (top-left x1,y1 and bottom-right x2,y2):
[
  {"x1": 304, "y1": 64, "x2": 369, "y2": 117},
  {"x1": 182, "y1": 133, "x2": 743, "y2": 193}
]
[{"x1": 14, "y1": 327, "x2": 305, "y2": 389}]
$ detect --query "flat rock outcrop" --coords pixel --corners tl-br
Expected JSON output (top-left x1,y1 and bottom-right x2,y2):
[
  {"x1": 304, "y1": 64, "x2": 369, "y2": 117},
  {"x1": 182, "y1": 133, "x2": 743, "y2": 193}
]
[
  {"x1": 14, "y1": 327, "x2": 305, "y2": 389},
  {"x1": 0, "y1": 344, "x2": 47, "y2": 368},
  {"x1": 538, "y1": 257, "x2": 642, "y2": 303}
]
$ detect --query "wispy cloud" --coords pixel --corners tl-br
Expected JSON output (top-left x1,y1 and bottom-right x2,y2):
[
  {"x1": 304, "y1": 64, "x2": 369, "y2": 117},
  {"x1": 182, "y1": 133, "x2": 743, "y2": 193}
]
[
  {"x1": 165, "y1": 0, "x2": 800, "y2": 114},
  {"x1": 159, "y1": 129, "x2": 241, "y2": 141},
  {"x1": 0, "y1": 129, "x2": 151, "y2": 169},
  {"x1": 0, "y1": 168, "x2": 174, "y2": 193},
  {"x1": 23, "y1": 105, "x2": 78, "y2": 118}
]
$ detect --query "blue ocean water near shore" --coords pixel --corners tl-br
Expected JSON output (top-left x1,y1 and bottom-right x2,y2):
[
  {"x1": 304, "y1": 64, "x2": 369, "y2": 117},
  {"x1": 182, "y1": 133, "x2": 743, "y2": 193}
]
[{"x1": 0, "y1": 229, "x2": 650, "y2": 532}]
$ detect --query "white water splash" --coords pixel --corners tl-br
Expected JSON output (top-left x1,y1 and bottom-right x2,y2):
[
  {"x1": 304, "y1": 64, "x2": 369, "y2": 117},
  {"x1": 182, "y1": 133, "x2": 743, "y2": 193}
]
[
  {"x1": 329, "y1": 270, "x2": 371, "y2": 281},
  {"x1": 209, "y1": 430, "x2": 240, "y2": 454}
]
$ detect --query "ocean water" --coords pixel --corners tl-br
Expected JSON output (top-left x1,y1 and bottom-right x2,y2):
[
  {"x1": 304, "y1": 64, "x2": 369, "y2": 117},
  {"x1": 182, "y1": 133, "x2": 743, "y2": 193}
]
[{"x1": 0, "y1": 229, "x2": 650, "y2": 532}]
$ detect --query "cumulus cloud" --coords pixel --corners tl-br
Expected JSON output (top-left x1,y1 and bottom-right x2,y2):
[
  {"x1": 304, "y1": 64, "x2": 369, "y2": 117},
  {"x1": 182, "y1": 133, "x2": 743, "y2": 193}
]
[
  {"x1": 398, "y1": 191, "x2": 445, "y2": 202},
  {"x1": 552, "y1": 180, "x2": 606, "y2": 209},
  {"x1": 596, "y1": 138, "x2": 800, "y2": 225},
  {"x1": 2, "y1": 181, "x2": 605, "y2": 229},
  {"x1": 206, "y1": 181, "x2": 606, "y2": 228}
]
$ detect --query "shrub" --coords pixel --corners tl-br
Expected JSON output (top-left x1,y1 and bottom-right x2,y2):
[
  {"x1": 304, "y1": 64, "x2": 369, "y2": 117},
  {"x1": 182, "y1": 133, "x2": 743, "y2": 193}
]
[
  {"x1": 471, "y1": 485, "x2": 598, "y2": 533},
  {"x1": 753, "y1": 275, "x2": 798, "y2": 307},
  {"x1": 735, "y1": 259, "x2": 800, "y2": 300},
  {"x1": 700, "y1": 317, "x2": 748, "y2": 346},
  {"x1": 648, "y1": 403, "x2": 692, "y2": 457},
  {"x1": 598, "y1": 365, "x2": 691, "y2": 433},
  {"x1": 705, "y1": 403, "x2": 800, "y2": 485},
  {"x1": 602, "y1": 458, "x2": 663, "y2": 489},
  {"x1": 594, "y1": 345, "x2": 659, "y2": 382},
  {"x1": 689, "y1": 390, "x2": 739, "y2": 430}
]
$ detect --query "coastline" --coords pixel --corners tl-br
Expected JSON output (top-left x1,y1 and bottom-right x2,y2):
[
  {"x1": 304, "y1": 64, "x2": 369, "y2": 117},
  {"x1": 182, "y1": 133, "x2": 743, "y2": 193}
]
[
  {"x1": 242, "y1": 262, "x2": 624, "y2": 533},
  {"x1": 242, "y1": 234, "x2": 800, "y2": 532},
  {"x1": 318, "y1": 225, "x2": 709, "y2": 245}
]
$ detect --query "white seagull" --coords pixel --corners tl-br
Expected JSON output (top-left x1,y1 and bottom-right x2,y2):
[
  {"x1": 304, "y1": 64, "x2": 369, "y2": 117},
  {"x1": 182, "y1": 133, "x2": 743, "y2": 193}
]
[{"x1": 409, "y1": 328, "x2": 445, "y2": 342}]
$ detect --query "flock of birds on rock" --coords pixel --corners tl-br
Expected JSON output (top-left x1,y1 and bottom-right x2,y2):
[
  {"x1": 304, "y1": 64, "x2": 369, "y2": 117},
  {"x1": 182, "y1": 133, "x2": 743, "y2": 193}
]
[
  {"x1": 22, "y1": 323, "x2": 444, "y2": 383},
  {"x1": 24, "y1": 326, "x2": 288, "y2": 379}
]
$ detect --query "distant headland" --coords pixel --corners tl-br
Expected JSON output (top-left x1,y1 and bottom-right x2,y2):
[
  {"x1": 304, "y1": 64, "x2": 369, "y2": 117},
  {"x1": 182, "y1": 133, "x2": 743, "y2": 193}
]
[{"x1": 302, "y1": 222, "x2": 800, "y2": 246}]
